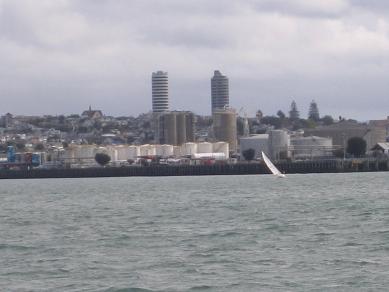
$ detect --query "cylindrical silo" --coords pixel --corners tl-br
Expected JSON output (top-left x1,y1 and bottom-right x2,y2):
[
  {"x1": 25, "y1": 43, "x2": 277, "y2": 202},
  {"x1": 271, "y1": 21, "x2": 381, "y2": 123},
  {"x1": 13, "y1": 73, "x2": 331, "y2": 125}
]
[
  {"x1": 105, "y1": 146, "x2": 118, "y2": 162},
  {"x1": 140, "y1": 144, "x2": 156, "y2": 156},
  {"x1": 176, "y1": 112, "x2": 186, "y2": 146},
  {"x1": 161, "y1": 113, "x2": 177, "y2": 145},
  {"x1": 197, "y1": 142, "x2": 213, "y2": 153},
  {"x1": 212, "y1": 110, "x2": 237, "y2": 153},
  {"x1": 269, "y1": 130, "x2": 290, "y2": 160},
  {"x1": 161, "y1": 144, "x2": 174, "y2": 157},
  {"x1": 128, "y1": 146, "x2": 140, "y2": 160},
  {"x1": 173, "y1": 146, "x2": 182, "y2": 157},
  {"x1": 116, "y1": 145, "x2": 131, "y2": 161},
  {"x1": 213, "y1": 142, "x2": 229, "y2": 158},
  {"x1": 181, "y1": 142, "x2": 198, "y2": 156}
]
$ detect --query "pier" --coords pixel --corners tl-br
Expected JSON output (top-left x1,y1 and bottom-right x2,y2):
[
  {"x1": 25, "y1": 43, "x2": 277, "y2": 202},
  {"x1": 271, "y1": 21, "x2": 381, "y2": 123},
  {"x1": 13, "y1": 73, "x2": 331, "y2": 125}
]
[{"x1": 1, "y1": 158, "x2": 388, "y2": 179}]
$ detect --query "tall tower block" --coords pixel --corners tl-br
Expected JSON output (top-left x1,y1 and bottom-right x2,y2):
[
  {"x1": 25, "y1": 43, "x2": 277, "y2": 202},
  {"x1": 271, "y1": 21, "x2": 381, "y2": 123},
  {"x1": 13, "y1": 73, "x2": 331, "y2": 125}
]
[
  {"x1": 152, "y1": 71, "x2": 169, "y2": 112},
  {"x1": 211, "y1": 70, "x2": 229, "y2": 114}
]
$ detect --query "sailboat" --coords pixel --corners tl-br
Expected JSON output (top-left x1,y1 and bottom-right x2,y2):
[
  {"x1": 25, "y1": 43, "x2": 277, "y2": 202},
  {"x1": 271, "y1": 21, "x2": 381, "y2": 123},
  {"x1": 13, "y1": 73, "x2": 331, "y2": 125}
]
[{"x1": 261, "y1": 151, "x2": 286, "y2": 178}]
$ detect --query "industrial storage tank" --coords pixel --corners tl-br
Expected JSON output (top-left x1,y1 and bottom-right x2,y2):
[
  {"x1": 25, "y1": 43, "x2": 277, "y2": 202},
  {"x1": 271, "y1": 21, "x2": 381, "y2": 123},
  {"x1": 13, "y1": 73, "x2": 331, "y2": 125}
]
[
  {"x1": 173, "y1": 146, "x2": 182, "y2": 157},
  {"x1": 63, "y1": 146, "x2": 76, "y2": 160},
  {"x1": 181, "y1": 142, "x2": 197, "y2": 156},
  {"x1": 128, "y1": 146, "x2": 140, "y2": 160},
  {"x1": 140, "y1": 144, "x2": 156, "y2": 156},
  {"x1": 160, "y1": 113, "x2": 177, "y2": 145},
  {"x1": 268, "y1": 130, "x2": 290, "y2": 160},
  {"x1": 291, "y1": 136, "x2": 333, "y2": 159},
  {"x1": 155, "y1": 145, "x2": 162, "y2": 156},
  {"x1": 156, "y1": 144, "x2": 174, "y2": 157},
  {"x1": 212, "y1": 142, "x2": 229, "y2": 158},
  {"x1": 161, "y1": 144, "x2": 174, "y2": 157},
  {"x1": 197, "y1": 142, "x2": 213, "y2": 154},
  {"x1": 176, "y1": 112, "x2": 187, "y2": 146},
  {"x1": 114, "y1": 145, "x2": 131, "y2": 161},
  {"x1": 107, "y1": 146, "x2": 118, "y2": 162},
  {"x1": 212, "y1": 110, "x2": 237, "y2": 152},
  {"x1": 76, "y1": 145, "x2": 97, "y2": 159}
]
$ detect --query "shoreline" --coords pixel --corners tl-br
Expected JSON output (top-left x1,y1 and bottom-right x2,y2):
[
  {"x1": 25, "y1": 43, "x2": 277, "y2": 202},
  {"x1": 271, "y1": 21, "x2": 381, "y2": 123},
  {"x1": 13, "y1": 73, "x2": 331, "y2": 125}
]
[{"x1": 1, "y1": 158, "x2": 388, "y2": 179}]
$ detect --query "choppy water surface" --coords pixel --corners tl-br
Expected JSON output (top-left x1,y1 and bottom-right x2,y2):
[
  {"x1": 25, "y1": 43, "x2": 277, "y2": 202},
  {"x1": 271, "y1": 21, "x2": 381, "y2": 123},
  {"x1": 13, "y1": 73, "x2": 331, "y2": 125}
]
[{"x1": 1, "y1": 173, "x2": 389, "y2": 291}]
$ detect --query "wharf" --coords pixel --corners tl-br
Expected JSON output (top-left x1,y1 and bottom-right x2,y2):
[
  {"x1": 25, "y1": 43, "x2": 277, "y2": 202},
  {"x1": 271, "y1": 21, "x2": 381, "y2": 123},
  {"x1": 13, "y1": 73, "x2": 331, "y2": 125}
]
[{"x1": 1, "y1": 158, "x2": 388, "y2": 179}]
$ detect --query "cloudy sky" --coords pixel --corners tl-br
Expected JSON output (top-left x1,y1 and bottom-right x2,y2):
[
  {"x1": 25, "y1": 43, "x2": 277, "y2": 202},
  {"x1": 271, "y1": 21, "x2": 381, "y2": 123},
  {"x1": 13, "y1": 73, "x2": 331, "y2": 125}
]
[{"x1": 0, "y1": 0, "x2": 388, "y2": 120}]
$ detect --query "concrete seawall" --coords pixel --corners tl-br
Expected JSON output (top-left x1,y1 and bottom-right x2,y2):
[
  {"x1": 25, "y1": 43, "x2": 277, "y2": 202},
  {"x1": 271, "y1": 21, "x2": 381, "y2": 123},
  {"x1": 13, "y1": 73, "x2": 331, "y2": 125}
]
[{"x1": 1, "y1": 158, "x2": 388, "y2": 179}]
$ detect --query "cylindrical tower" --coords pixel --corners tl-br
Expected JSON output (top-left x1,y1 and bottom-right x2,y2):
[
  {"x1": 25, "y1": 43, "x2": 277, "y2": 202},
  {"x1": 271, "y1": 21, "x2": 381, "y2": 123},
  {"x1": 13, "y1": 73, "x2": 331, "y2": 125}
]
[
  {"x1": 176, "y1": 112, "x2": 186, "y2": 146},
  {"x1": 212, "y1": 110, "x2": 237, "y2": 153},
  {"x1": 152, "y1": 71, "x2": 169, "y2": 112}
]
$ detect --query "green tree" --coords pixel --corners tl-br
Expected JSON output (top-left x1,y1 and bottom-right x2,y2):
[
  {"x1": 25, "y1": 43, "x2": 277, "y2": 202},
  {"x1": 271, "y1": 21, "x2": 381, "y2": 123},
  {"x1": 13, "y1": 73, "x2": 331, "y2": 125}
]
[
  {"x1": 289, "y1": 100, "x2": 300, "y2": 120},
  {"x1": 321, "y1": 115, "x2": 334, "y2": 126},
  {"x1": 261, "y1": 116, "x2": 282, "y2": 129},
  {"x1": 95, "y1": 153, "x2": 111, "y2": 166},
  {"x1": 308, "y1": 100, "x2": 320, "y2": 121},
  {"x1": 242, "y1": 148, "x2": 256, "y2": 161},
  {"x1": 34, "y1": 143, "x2": 45, "y2": 151},
  {"x1": 277, "y1": 110, "x2": 286, "y2": 119},
  {"x1": 347, "y1": 137, "x2": 366, "y2": 157}
]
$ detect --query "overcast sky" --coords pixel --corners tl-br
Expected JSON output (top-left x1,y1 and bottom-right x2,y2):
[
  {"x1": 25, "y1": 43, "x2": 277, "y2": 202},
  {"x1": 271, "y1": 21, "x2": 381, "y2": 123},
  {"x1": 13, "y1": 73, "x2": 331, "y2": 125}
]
[{"x1": 1, "y1": 0, "x2": 388, "y2": 120}]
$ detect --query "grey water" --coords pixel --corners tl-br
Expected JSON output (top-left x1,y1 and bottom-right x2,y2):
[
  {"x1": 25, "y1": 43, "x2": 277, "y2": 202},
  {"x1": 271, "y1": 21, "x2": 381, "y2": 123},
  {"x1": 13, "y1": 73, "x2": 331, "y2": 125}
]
[{"x1": 1, "y1": 173, "x2": 389, "y2": 291}]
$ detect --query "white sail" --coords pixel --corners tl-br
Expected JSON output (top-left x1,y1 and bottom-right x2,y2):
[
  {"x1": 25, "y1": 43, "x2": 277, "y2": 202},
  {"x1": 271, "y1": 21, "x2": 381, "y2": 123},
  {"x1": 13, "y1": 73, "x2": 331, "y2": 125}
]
[{"x1": 261, "y1": 151, "x2": 286, "y2": 178}]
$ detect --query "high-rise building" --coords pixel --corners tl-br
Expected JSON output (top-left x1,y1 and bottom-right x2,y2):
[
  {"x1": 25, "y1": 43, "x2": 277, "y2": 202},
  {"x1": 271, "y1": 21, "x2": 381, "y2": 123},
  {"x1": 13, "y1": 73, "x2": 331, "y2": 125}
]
[
  {"x1": 152, "y1": 71, "x2": 169, "y2": 112},
  {"x1": 211, "y1": 70, "x2": 229, "y2": 113}
]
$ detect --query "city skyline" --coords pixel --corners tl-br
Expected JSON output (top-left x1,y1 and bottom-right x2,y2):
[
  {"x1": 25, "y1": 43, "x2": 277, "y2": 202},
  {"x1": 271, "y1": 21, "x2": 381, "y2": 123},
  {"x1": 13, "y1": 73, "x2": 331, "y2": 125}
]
[{"x1": 1, "y1": 1, "x2": 389, "y2": 120}]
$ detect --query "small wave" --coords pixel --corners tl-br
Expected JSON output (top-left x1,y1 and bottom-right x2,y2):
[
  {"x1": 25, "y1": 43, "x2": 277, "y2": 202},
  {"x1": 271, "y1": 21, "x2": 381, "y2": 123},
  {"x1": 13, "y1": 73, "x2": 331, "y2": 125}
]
[
  {"x1": 314, "y1": 232, "x2": 335, "y2": 236},
  {"x1": 0, "y1": 243, "x2": 36, "y2": 251},
  {"x1": 188, "y1": 285, "x2": 214, "y2": 291},
  {"x1": 105, "y1": 288, "x2": 158, "y2": 292},
  {"x1": 341, "y1": 242, "x2": 364, "y2": 247}
]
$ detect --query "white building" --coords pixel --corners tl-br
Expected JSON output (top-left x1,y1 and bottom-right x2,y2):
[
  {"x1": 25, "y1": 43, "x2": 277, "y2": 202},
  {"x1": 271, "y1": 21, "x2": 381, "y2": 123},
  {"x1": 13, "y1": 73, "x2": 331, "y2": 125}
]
[
  {"x1": 240, "y1": 134, "x2": 269, "y2": 160},
  {"x1": 291, "y1": 136, "x2": 333, "y2": 159}
]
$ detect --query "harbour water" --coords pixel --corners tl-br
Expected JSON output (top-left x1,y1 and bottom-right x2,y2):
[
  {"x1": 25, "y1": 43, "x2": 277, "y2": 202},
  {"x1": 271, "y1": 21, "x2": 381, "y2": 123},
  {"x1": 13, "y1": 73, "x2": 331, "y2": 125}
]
[{"x1": 1, "y1": 173, "x2": 389, "y2": 291}]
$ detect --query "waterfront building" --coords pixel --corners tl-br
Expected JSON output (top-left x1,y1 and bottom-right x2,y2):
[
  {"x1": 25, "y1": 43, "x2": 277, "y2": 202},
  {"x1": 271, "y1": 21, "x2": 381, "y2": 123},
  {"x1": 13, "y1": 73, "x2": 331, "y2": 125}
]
[
  {"x1": 304, "y1": 121, "x2": 386, "y2": 150},
  {"x1": 211, "y1": 70, "x2": 229, "y2": 113},
  {"x1": 152, "y1": 71, "x2": 169, "y2": 113},
  {"x1": 240, "y1": 134, "x2": 269, "y2": 160},
  {"x1": 290, "y1": 136, "x2": 333, "y2": 159}
]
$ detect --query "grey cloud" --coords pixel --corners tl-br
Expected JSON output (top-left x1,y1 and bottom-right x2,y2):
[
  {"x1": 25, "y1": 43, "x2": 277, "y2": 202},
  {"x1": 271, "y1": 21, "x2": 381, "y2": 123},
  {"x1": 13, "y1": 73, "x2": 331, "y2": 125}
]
[
  {"x1": 247, "y1": 0, "x2": 349, "y2": 18},
  {"x1": 0, "y1": 0, "x2": 389, "y2": 120},
  {"x1": 351, "y1": 0, "x2": 389, "y2": 12}
]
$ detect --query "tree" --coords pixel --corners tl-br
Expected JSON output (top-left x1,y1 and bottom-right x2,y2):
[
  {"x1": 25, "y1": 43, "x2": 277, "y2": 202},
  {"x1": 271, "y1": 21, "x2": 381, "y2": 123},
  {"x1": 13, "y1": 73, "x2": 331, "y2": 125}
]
[
  {"x1": 289, "y1": 100, "x2": 300, "y2": 120},
  {"x1": 277, "y1": 110, "x2": 286, "y2": 119},
  {"x1": 261, "y1": 116, "x2": 282, "y2": 129},
  {"x1": 321, "y1": 115, "x2": 334, "y2": 126},
  {"x1": 95, "y1": 153, "x2": 111, "y2": 166},
  {"x1": 242, "y1": 148, "x2": 256, "y2": 161},
  {"x1": 34, "y1": 143, "x2": 45, "y2": 151},
  {"x1": 308, "y1": 100, "x2": 320, "y2": 121},
  {"x1": 347, "y1": 137, "x2": 366, "y2": 157}
]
